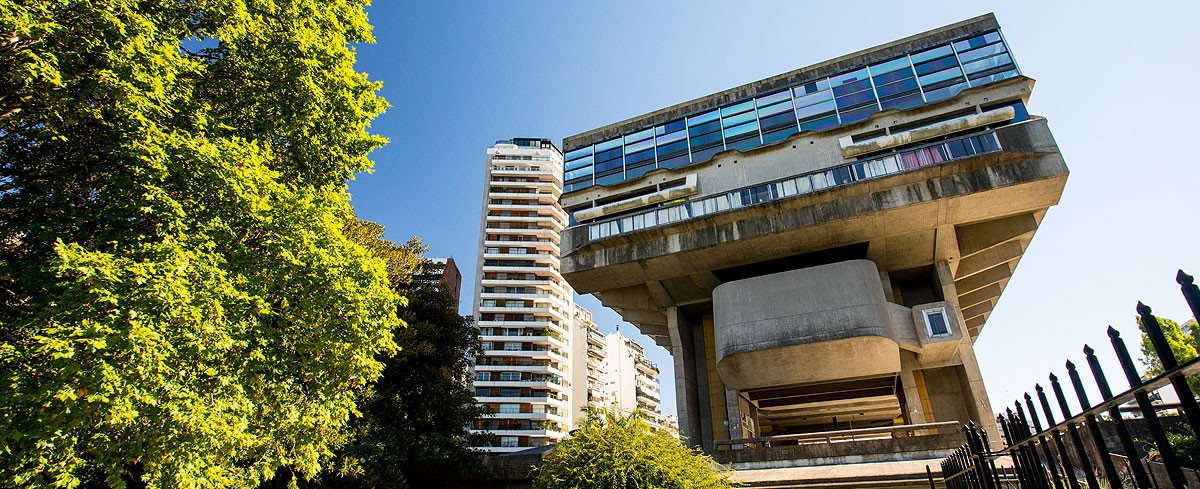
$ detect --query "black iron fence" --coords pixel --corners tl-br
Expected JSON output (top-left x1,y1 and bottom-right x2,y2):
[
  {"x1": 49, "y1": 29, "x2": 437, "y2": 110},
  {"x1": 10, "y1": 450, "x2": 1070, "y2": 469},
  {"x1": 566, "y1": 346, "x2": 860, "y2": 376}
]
[{"x1": 941, "y1": 270, "x2": 1200, "y2": 489}]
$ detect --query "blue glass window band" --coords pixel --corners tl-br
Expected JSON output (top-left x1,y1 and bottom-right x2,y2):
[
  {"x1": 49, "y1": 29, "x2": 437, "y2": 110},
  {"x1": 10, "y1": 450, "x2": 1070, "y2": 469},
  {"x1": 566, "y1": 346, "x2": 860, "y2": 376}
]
[{"x1": 563, "y1": 28, "x2": 1019, "y2": 194}]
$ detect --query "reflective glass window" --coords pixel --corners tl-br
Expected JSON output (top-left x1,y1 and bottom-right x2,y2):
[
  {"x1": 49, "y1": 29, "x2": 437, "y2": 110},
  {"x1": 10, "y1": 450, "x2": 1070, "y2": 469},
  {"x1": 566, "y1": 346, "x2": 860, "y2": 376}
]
[
  {"x1": 624, "y1": 128, "x2": 654, "y2": 144},
  {"x1": 762, "y1": 126, "x2": 799, "y2": 144},
  {"x1": 830, "y1": 68, "x2": 869, "y2": 87},
  {"x1": 593, "y1": 157, "x2": 623, "y2": 173},
  {"x1": 758, "y1": 111, "x2": 798, "y2": 132},
  {"x1": 914, "y1": 56, "x2": 960, "y2": 76},
  {"x1": 624, "y1": 137, "x2": 655, "y2": 154},
  {"x1": 961, "y1": 53, "x2": 1013, "y2": 75},
  {"x1": 873, "y1": 67, "x2": 915, "y2": 86},
  {"x1": 795, "y1": 99, "x2": 837, "y2": 120},
  {"x1": 721, "y1": 100, "x2": 756, "y2": 116},
  {"x1": 832, "y1": 78, "x2": 874, "y2": 98},
  {"x1": 922, "y1": 81, "x2": 968, "y2": 102},
  {"x1": 910, "y1": 44, "x2": 953, "y2": 64},
  {"x1": 688, "y1": 119, "x2": 721, "y2": 136},
  {"x1": 688, "y1": 110, "x2": 720, "y2": 126},
  {"x1": 594, "y1": 137, "x2": 622, "y2": 152},
  {"x1": 794, "y1": 79, "x2": 831, "y2": 96},
  {"x1": 564, "y1": 147, "x2": 593, "y2": 161},
  {"x1": 956, "y1": 42, "x2": 1007, "y2": 63},
  {"x1": 875, "y1": 78, "x2": 920, "y2": 98},
  {"x1": 838, "y1": 104, "x2": 879, "y2": 124},
  {"x1": 565, "y1": 166, "x2": 593, "y2": 180},
  {"x1": 757, "y1": 90, "x2": 791, "y2": 106},
  {"x1": 871, "y1": 57, "x2": 911, "y2": 75},
  {"x1": 879, "y1": 92, "x2": 924, "y2": 111},
  {"x1": 723, "y1": 120, "x2": 759, "y2": 138},
  {"x1": 625, "y1": 148, "x2": 655, "y2": 166},
  {"x1": 625, "y1": 164, "x2": 655, "y2": 180},
  {"x1": 689, "y1": 131, "x2": 723, "y2": 149},
  {"x1": 918, "y1": 67, "x2": 965, "y2": 88},
  {"x1": 968, "y1": 69, "x2": 1017, "y2": 85},
  {"x1": 565, "y1": 154, "x2": 593, "y2": 171},
  {"x1": 953, "y1": 31, "x2": 1002, "y2": 52},
  {"x1": 595, "y1": 172, "x2": 624, "y2": 186},
  {"x1": 656, "y1": 138, "x2": 688, "y2": 158},
  {"x1": 800, "y1": 114, "x2": 839, "y2": 132},
  {"x1": 725, "y1": 137, "x2": 761, "y2": 151},
  {"x1": 721, "y1": 110, "x2": 757, "y2": 128},
  {"x1": 757, "y1": 100, "x2": 794, "y2": 118},
  {"x1": 658, "y1": 119, "x2": 686, "y2": 134},
  {"x1": 835, "y1": 89, "x2": 877, "y2": 109},
  {"x1": 793, "y1": 90, "x2": 835, "y2": 109}
]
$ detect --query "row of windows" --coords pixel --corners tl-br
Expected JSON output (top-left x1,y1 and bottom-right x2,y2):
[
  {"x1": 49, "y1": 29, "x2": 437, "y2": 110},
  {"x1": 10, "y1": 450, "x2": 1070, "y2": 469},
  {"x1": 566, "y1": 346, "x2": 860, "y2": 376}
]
[
  {"x1": 587, "y1": 131, "x2": 1003, "y2": 240},
  {"x1": 563, "y1": 29, "x2": 1018, "y2": 193}
]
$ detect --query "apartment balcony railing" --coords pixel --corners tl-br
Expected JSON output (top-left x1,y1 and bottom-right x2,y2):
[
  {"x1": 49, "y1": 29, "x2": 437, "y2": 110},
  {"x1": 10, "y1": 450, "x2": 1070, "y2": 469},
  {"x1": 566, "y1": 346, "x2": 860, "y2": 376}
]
[{"x1": 585, "y1": 130, "x2": 1003, "y2": 240}]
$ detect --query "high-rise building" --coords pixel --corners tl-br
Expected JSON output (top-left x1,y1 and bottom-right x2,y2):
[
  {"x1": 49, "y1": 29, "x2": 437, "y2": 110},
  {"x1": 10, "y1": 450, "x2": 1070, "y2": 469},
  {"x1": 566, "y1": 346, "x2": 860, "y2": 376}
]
[
  {"x1": 416, "y1": 257, "x2": 462, "y2": 301},
  {"x1": 556, "y1": 13, "x2": 1068, "y2": 467},
  {"x1": 602, "y1": 330, "x2": 667, "y2": 430},
  {"x1": 571, "y1": 304, "x2": 611, "y2": 417},
  {"x1": 470, "y1": 138, "x2": 574, "y2": 453}
]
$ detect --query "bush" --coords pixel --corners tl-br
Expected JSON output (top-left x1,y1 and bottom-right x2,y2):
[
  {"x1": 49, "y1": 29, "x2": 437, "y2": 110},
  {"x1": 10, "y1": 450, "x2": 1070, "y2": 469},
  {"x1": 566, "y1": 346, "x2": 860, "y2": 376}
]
[{"x1": 535, "y1": 408, "x2": 734, "y2": 489}]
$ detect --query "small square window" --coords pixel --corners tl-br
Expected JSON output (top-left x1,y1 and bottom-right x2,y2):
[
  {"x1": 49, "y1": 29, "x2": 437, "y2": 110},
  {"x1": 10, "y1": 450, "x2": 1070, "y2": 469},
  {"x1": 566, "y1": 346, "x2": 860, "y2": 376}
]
[{"x1": 923, "y1": 308, "x2": 951, "y2": 336}]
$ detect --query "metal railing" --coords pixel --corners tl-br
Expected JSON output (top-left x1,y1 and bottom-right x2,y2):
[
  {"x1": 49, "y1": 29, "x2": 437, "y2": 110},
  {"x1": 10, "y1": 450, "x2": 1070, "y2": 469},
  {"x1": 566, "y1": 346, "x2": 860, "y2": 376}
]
[
  {"x1": 715, "y1": 420, "x2": 960, "y2": 449},
  {"x1": 940, "y1": 269, "x2": 1200, "y2": 489}
]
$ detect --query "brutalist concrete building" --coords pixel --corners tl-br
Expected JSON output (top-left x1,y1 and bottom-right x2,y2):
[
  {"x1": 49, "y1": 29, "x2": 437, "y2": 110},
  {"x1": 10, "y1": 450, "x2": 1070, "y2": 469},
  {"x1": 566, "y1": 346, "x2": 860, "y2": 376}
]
[{"x1": 556, "y1": 13, "x2": 1067, "y2": 463}]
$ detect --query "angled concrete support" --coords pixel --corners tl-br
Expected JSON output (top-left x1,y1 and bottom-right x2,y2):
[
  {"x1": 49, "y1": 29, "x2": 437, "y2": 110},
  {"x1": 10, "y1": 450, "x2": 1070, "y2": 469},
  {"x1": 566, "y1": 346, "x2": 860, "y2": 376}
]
[
  {"x1": 956, "y1": 213, "x2": 1037, "y2": 258},
  {"x1": 956, "y1": 240, "x2": 1025, "y2": 279}
]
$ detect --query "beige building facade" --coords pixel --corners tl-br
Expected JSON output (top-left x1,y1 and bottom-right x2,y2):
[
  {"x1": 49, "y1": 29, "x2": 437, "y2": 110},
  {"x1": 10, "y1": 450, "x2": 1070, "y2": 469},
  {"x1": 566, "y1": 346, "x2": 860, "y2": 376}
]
[{"x1": 555, "y1": 14, "x2": 1067, "y2": 462}]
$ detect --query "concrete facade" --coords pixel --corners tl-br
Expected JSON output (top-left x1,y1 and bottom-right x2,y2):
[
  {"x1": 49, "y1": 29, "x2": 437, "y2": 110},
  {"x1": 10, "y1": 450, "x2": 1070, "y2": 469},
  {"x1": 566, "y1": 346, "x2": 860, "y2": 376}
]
[{"x1": 556, "y1": 14, "x2": 1067, "y2": 462}]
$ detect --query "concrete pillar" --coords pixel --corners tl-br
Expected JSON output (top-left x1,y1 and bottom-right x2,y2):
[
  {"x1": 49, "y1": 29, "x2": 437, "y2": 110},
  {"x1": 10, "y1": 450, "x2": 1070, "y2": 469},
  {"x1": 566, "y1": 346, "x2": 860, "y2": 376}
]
[
  {"x1": 725, "y1": 387, "x2": 742, "y2": 443},
  {"x1": 936, "y1": 260, "x2": 1002, "y2": 448},
  {"x1": 898, "y1": 351, "x2": 928, "y2": 425},
  {"x1": 667, "y1": 307, "x2": 704, "y2": 448}
]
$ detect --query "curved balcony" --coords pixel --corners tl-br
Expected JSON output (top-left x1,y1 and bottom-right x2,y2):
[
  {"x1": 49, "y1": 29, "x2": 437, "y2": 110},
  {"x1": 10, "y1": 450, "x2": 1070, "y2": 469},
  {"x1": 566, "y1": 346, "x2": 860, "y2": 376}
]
[{"x1": 713, "y1": 260, "x2": 917, "y2": 392}]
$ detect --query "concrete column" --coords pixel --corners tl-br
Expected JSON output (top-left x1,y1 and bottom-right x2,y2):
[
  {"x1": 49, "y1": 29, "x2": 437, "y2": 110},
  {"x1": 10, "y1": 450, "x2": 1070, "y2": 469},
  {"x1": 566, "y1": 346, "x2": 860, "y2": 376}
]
[
  {"x1": 936, "y1": 260, "x2": 1002, "y2": 448},
  {"x1": 725, "y1": 387, "x2": 742, "y2": 443},
  {"x1": 898, "y1": 351, "x2": 928, "y2": 425},
  {"x1": 667, "y1": 307, "x2": 703, "y2": 448}
]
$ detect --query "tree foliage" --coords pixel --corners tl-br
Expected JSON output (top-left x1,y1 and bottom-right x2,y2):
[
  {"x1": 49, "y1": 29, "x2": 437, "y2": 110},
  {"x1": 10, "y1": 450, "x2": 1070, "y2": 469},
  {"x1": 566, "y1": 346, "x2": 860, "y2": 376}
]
[
  {"x1": 1139, "y1": 316, "x2": 1200, "y2": 393},
  {"x1": 535, "y1": 408, "x2": 734, "y2": 489},
  {"x1": 0, "y1": 1, "x2": 397, "y2": 487},
  {"x1": 307, "y1": 246, "x2": 491, "y2": 488}
]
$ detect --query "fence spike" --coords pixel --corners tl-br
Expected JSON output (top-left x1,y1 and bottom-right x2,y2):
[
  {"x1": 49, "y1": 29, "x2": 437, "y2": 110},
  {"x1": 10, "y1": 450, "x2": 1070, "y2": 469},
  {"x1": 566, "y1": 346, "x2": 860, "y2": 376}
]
[
  {"x1": 1107, "y1": 325, "x2": 1143, "y2": 387},
  {"x1": 1139, "y1": 301, "x2": 1180, "y2": 370},
  {"x1": 1180, "y1": 269, "x2": 1200, "y2": 323}
]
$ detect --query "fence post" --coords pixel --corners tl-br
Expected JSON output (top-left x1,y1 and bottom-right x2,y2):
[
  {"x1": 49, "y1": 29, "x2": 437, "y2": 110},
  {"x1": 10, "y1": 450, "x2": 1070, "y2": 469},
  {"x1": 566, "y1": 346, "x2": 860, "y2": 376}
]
[
  {"x1": 1024, "y1": 393, "x2": 1065, "y2": 489},
  {"x1": 1050, "y1": 373, "x2": 1101, "y2": 489},
  {"x1": 1139, "y1": 301, "x2": 1200, "y2": 439},
  {"x1": 1066, "y1": 360, "x2": 1123, "y2": 488},
  {"x1": 1180, "y1": 270, "x2": 1200, "y2": 324},
  {"x1": 1038, "y1": 383, "x2": 1081, "y2": 489},
  {"x1": 1014, "y1": 401, "x2": 1053, "y2": 489},
  {"x1": 1000, "y1": 410, "x2": 1031, "y2": 487},
  {"x1": 1110, "y1": 325, "x2": 1189, "y2": 488},
  {"x1": 1085, "y1": 343, "x2": 1153, "y2": 489}
]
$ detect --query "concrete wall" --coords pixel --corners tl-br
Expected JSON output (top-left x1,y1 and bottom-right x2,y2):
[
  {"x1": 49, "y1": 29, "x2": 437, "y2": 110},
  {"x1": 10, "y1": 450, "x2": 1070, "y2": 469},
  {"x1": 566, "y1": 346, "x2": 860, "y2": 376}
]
[{"x1": 711, "y1": 260, "x2": 907, "y2": 391}]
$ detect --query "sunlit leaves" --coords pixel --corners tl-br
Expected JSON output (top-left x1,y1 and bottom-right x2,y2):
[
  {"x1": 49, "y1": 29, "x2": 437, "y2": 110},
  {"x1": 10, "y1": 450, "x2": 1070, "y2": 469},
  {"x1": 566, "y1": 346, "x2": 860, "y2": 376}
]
[{"x1": 0, "y1": 0, "x2": 395, "y2": 487}]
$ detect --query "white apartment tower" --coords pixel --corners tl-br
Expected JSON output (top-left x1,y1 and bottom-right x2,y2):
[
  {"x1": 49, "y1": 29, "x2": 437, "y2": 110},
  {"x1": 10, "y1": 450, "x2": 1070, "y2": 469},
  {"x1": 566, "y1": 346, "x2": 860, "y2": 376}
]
[
  {"x1": 470, "y1": 138, "x2": 573, "y2": 453},
  {"x1": 603, "y1": 331, "x2": 667, "y2": 430}
]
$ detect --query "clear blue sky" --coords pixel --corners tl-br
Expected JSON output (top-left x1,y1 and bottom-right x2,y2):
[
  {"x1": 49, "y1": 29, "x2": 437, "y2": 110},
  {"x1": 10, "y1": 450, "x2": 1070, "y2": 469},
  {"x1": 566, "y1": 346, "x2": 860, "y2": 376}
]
[{"x1": 348, "y1": 1, "x2": 1200, "y2": 420}]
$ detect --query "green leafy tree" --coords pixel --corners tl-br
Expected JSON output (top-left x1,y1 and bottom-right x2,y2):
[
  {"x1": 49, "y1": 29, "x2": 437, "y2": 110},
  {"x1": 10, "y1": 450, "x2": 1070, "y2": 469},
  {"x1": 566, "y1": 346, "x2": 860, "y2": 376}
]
[
  {"x1": 0, "y1": 1, "x2": 398, "y2": 488},
  {"x1": 307, "y1": 249, "x2": 491, "y2": 488},
  {"x1": 535, "y1": 408, "x2": 735, "y2": 489},
  {"x1": 1139, "y1": 316, "x2": 1200, "y2": 393}
]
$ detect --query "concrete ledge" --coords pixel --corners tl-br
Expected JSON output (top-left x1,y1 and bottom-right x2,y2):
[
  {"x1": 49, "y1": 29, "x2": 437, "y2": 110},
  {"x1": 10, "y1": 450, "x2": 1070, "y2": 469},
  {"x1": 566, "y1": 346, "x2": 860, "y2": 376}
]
[{"x1": 716, "y1": 432, "x2": 963, "y2": 469}]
